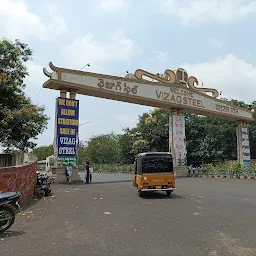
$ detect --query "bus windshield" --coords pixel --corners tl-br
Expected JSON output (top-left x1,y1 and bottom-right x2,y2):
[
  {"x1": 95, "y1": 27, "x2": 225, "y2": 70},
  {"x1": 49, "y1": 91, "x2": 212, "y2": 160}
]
[{"x1": 142, "y1": 156, "x2": 173, "y2": 173}]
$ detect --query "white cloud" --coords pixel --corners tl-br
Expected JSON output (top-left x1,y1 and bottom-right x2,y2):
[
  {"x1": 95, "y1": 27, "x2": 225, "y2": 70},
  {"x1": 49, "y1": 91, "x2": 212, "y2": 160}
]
[
  {"x1": 182, "y1": 54, "x2": 256, "y2": 102},
  {"x1": 112, "y1": 114, "x2": 138, "y2": 129},
  {"x1": 63, "y1": 28, "x2": 140, "y2": 70},
  {"x1": 154, "y1": 50, "x2": 168, "y2": 63},
  {"x1": 96, "y1": 0, "x2": 130, "y2": 12},
  {"x1": 25, "y1": 62, "x2": 45, "y2": 90},
  {"x1": 0, "y1": 0, "x2": 68, "y2": 41},
  {"x1": 161, "y1": 0, "x2": 256, "y2": 25},
  {"x1": 18, "y1": 60, "x2": 58, "y2": 146},
  {"x1": 208, "y1": 38, "x2": 222, "y2": 51}
]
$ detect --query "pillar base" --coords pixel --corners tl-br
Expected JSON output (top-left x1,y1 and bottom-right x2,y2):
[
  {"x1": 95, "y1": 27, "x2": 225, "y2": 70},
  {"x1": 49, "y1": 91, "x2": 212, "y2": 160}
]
[
  {"x1": 175, "y1": 166, "x2": 187, "y2": 177},
  {"x1": 52, "y1": 167, "x2": 82, "y2": 183}
]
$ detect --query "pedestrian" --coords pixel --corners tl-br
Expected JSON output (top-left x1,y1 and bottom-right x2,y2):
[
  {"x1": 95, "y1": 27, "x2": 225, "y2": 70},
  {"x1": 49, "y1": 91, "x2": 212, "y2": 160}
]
[
  {"x1": 85, "y1": 161, "x2": 90, "y2": 184},
  {"x1": 89, "y1": 163, "x2": 93, "y2": 183},
  {"x1": 65, "y1": 163, "x2": 72, "y2": 183},
  {"x1": 188, "y1": 165, "x2": 193, "y2": 176}
]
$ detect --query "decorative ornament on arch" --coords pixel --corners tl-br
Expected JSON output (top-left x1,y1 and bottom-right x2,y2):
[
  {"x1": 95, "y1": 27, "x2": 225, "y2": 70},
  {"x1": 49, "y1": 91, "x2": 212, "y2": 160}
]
[{"x1": 134, "y1": 67, "x2": 219, "y2": 98}]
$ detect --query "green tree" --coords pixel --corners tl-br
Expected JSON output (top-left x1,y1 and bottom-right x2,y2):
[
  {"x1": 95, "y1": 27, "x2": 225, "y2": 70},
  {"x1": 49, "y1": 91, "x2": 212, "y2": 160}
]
[
  {"x1": 77, "y1": 141, "x2": 88, "y2": 165},
  {"x1": 118, "y1": 128, "x2": 137, "y2": 163},
  {"x1": 186, "y1": 115, "x2": 238, "y2": 163},
  {"x1": 131, "y1": 139, "x2": 150, "y2": 156},
  {"x1": 136, "y1": 108, "x2": 169, "y2": 152},
  {"x1": 248, "y1": 122, "x2": 256, "y2": 159},
  {"x1": 86, "y1": 134, "x2": 120, "y2": 164},
  {"x1": 32, "y1": 145, "x2": 54, "y2": 161},
  {"x1": 127, "y1": 103, "x2": 256, "y2": 164},
  {"x1": 0, "y1": 39, "x2": 48, "y2": 151}
]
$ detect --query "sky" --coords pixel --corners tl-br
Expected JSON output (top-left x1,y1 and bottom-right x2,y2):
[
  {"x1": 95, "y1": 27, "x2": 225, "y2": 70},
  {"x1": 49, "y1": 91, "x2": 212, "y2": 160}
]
[{"x1": 1, "y1": 0, "x2": 256, "y2": 147}]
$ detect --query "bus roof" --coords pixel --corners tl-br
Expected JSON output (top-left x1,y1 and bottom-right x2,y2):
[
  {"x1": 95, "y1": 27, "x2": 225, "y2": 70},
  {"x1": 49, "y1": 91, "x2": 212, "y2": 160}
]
[
  {"x1": 38, "y1": 160, "x2": 46, "y2": 164},
  {"x1": 136, "y1": 152, "x2": 172, "y2": 158}
]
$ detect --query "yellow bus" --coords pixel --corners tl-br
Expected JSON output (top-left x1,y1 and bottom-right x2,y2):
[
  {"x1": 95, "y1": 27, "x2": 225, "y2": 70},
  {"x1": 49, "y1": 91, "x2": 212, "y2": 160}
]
[{"x1": 133, "y1": 152, "x2": 176, "y2": 197}]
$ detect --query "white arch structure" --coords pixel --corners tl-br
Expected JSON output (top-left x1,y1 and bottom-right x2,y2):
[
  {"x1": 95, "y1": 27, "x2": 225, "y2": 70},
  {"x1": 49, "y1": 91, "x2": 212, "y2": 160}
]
[{"x1": 43, "y1": 62, "x2": 254, "y2": 175}]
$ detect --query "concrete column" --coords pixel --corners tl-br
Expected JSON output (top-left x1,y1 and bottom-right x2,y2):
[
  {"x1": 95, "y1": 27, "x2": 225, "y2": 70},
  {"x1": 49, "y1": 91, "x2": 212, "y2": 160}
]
[
  {"x1": 70, "y1": 91, "x2": 76, "y2": 99},
  {"x1": 169, "y1": 109, "x2": 177, "y2": 166},
  {"x1": 237, "y1": 121, "x2": 243, "y2": 163},
  {"x1": 177, "y1": 109, "x2": 183, "y2": 116},
  {"x1": 171, "y1": 109, "x2": 187, "y2": 176},
  {"x1": 60, "y1": 90, "x2": 67, "y2": 98},
  {"x1": 237, "y1": 120, "x2": 251, "y2": 166},
  {"x1": 176, "y1": 109, "x2": 186, "y2": 167},
  {"x1": 70, "y1": 90, "x2": 78, "y2": 167},
  {"x1": 168, "y1": 111, "x2": 173, "y2": 154}
]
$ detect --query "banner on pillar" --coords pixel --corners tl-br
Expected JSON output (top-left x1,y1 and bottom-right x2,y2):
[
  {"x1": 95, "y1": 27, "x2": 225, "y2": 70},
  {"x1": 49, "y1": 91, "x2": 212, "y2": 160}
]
[
  {"x1": 55, "y1": 97, "x2": 79, "y2": 164},
  {"x1": 241, "y1": 124, "x2": 251, "y2": 167},
  {"x1": 168, "y1": 114, "x2": 173, "y2": 153},
  {"x1": 172, "y1": 115, "x2": 186, "y2": 166},
  {"x1": 57, "y1": 156, "x2": 77, "y2": 166}
]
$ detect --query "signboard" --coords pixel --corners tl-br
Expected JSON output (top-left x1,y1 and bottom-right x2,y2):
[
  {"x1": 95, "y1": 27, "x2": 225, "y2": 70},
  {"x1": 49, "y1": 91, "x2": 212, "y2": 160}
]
[
  {"x1": 241, "y1": 125, "x2": 251, "y2": 167},
  {"x1": 172, "y1": 115, "x2": 186, "y2": 166},
  {"x1": 57, "y1": 156, "x2": 77, "y2": 166},
  {"x1": 43, "y1": 63, "x2": 253, "y2": 121},
  {"x1": 55, "y1": 97, "x2": 79, "y2": 163},
  {"x1": 43, "y1": 63, "x2": 253, "y2": 171}
]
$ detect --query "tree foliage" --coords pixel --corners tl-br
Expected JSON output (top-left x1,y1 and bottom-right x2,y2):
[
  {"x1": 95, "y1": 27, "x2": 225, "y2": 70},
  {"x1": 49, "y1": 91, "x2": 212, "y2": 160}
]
[
  {"x1": 85, "y1": 134, "x2": 120, "y2": 164},
  {"x1": 135, "y1": 108, "x2": 169, "y2": 152},
  {"x1": 118, "y1": 128, "x2": 136, "y2": 164},
  {"x1": 34, "y1": 99, "x2": 256, "y2": 165},
  {"x1": 131, "y1": 139, "x2": 150, "y2": 156},
  {"x1": 32, "y1": 145, "x2": 54, "y2": 161},
  {"x1": 0, "y1": 39, "x2": 48, "y2": 151}
]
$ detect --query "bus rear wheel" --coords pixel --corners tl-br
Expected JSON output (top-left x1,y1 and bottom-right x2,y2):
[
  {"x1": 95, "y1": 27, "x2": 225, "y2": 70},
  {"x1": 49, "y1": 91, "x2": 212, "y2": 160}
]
[
  {"x1": 138, "y1": 191, "x2": 144, "y2": 197},
  {"x1": 166, "y1": 191, "x2": 172, "y2": 197}
]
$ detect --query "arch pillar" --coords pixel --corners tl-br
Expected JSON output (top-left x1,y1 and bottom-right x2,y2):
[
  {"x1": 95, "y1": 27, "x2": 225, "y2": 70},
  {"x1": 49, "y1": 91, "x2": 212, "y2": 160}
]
[
  {"x1": 70, "y1": 91, "x2": 77, "y2": 99},
  {"x1": 60, "y1": 89, "x2": 67, "y2": 98},
  {"x1": 169, "y1": 108, "x2": 187, "y2": 176},
  {"x1": 237, "y1": 120, "x2": 251, "y2": 167}
]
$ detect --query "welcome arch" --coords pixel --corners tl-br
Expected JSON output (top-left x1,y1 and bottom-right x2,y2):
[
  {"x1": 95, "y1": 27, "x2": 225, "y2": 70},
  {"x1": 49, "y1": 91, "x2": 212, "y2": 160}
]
[{"x1": 43, "y1": 62, "x2": 253, "y2": 176}]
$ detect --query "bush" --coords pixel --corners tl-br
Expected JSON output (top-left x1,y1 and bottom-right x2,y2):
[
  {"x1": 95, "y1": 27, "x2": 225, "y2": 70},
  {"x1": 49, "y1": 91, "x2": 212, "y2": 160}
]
[
  {"x1": 199, "y1": 163, "x2": 216, "y2": 175},
  {"x1": 79, "y1": 164, "x2": 134, "y2": 173},
  {"x1": 197, "y1": 162, "x2": 256, "y2": 176}
]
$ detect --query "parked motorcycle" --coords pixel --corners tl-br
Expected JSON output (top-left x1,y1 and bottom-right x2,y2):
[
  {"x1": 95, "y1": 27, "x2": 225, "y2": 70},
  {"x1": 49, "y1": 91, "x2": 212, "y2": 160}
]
[
  {"x1": 36, "y1": 172, "x2": 53, "y2": 197},
  {"x1": 0, "y1": 191, "x2": 21, "y2": 233}
]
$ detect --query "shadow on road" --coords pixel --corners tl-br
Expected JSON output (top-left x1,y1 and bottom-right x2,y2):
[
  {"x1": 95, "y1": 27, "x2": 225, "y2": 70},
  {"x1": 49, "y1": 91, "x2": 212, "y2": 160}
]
[
  {"x1": 89, "y1": 180, "x2": 132, "y2": 185},
  {"x1": 141, "y1": 192, "x2": 185, "y2": 200},
  {"x1": 21, "y1": 197, "x2": 43, "y2": 211},
  {"x1": 0, "y1": 230, "x2": 26, "y2": 238},
  {"x1": 55, "y1": 180, "x2": 133, "y2": 185}
]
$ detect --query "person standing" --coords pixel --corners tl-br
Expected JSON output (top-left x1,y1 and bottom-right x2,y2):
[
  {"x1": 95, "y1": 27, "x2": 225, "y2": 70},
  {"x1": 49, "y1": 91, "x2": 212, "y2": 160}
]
[
  {"x1": 188, "y1": 165, "x2": 192, "y2": 176},
  {"x1": 89, "y1": 163, "x2": 93, "y2": 183},
  {"x1": 66, "y1": 163, "x2": 73, "y2": 183},
  {"x1": 85, "y1": 161, "x2": 90, "y2": 184}
]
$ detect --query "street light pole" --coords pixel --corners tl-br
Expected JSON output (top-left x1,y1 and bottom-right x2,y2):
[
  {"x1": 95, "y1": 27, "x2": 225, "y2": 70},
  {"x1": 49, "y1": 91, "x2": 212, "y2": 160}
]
[{"x1": 77, "y1": 121, "x2": 92, "y2": 166}]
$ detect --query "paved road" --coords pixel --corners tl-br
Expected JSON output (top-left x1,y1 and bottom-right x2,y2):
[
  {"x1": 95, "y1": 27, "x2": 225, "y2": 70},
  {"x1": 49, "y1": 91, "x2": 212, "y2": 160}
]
[{"x1": 1, "y1": 174, "x2": 256, "y2": 256}]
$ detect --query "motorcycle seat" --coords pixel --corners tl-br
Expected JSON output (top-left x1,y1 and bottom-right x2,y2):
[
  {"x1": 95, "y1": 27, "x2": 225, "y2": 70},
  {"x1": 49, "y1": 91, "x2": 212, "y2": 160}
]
[{"x1": 0, "y1": 192, "x2": 20, "y2": 202}]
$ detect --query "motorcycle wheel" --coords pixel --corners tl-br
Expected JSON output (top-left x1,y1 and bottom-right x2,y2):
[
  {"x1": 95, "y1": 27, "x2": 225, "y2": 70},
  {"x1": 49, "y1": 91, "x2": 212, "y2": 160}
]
[
  {"x1": 0, "y1": 206, "x2": 15, "y2": 233},
  {"x1": 44, "y1": 189, "x2": 52, "y2": 197}
]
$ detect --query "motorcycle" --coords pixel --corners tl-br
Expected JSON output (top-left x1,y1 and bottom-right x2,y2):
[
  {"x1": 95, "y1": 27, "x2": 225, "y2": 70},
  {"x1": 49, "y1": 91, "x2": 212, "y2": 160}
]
[
  {"x1": 36, "y1": 172, "x2": 53, "y2": 197},
  {"x1": 0, "y1": 191, "x2": 21, "y2": 233}
]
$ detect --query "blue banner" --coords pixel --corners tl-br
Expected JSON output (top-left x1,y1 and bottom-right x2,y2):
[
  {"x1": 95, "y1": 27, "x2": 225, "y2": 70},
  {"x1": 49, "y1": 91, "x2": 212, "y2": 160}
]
[{"x1": 56, "y1": 97, "x2": 79, "y2": 157}]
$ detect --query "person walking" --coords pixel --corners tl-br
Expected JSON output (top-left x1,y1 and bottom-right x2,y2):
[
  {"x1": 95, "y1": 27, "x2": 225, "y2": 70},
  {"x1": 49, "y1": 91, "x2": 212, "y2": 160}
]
[{"x1": 65, "y1": 163, "x2": 73, "y2": 183}]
